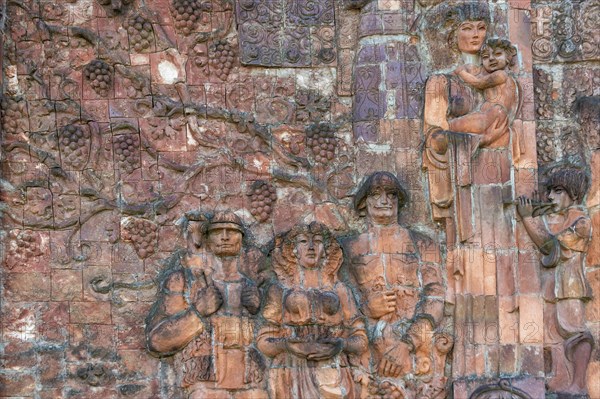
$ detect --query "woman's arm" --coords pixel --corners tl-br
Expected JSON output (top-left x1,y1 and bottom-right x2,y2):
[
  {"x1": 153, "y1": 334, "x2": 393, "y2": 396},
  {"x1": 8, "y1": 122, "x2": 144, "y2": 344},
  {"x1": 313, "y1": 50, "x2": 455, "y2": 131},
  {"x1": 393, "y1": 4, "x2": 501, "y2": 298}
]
[{"x1": 458, "y1": 70, "x2": 507, "y2": 90}]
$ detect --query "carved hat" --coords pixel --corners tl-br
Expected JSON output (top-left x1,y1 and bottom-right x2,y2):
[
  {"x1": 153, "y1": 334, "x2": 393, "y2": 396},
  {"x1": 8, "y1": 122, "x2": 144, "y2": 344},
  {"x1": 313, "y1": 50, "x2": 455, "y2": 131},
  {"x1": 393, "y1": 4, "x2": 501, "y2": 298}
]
[{"x1": 208, "y1": 211, "x2": 244, "y2": 234}]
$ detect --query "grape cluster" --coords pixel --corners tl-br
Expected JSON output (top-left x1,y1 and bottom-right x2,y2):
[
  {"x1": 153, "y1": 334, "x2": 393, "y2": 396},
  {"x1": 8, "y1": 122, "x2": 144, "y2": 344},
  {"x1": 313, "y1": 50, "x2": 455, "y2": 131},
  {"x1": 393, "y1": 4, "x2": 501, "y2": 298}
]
[
  {"x1": 368, "y1": 381, "x2": 404, "y2": 399},
  {"x1": 1, "y1": 98, "x2": 27, "y2": 136},
  {"x1": 6, "y1": 230, "x2": 40, "y2": 270},
  {"x1": 60, "y1": 124, "x2": 90, "y2": 169},
  {"x1": 209, "y1": 40, "x2": 235, "y2": 80},
  {"x1": 247, "y1": 181, "x2": 277, "y2": 222},
  {"x1": 125, "y1": 15, "x2": 154, "y2": 52},
  {"x1": 113, "y1": 134, "x2": 140, "y2": 174},
  {"x1": 123, "y1": 218, "x2": 158, "y2": 259},
  {"x1": 306, "y1": 123, "x2": 337, "y2": 165},
  {"x1": 84, "y1": 60, "x2": 112, "y2": 97},
  {"x1": 171, "y1": 0, "x2": 211, "y2": 35}
]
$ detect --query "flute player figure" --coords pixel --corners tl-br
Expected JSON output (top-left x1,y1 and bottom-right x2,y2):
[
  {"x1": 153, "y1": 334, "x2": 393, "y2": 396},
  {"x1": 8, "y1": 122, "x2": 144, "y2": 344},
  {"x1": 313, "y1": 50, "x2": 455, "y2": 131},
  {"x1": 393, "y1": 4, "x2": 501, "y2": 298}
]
[{"x1": 517, "y1": 168, "x2": 594, "y2": 397}]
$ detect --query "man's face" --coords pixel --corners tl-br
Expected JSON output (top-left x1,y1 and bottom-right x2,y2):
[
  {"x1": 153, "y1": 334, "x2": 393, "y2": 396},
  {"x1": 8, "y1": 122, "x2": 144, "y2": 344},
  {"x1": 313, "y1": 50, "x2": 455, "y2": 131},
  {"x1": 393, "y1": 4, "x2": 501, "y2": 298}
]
[
  {"x1": 456, "y1": 20, "x2": 487, "y2": 54},
  {"x1": 295, "y1": 233, "x2": 324, "y2": 269},
  {"x1": 208, "y1": 227, "x2": 242, "y2": 256},
  {"x1": 366, "y1": 186, "x2": 398, "y2": 226},
  {"x1": 481, "y1": 47, "x2": 508, "y2": 72},
  {"x1": 547, "y1": 186, "x2": 574, "y2": 212}
]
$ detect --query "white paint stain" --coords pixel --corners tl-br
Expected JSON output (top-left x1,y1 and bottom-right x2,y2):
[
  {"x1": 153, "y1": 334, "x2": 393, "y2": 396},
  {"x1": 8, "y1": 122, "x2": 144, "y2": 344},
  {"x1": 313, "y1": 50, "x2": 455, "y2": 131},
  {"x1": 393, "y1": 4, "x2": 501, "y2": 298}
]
[{"x1": 158, "y1": 60, "x2": 179, "y2": 84}]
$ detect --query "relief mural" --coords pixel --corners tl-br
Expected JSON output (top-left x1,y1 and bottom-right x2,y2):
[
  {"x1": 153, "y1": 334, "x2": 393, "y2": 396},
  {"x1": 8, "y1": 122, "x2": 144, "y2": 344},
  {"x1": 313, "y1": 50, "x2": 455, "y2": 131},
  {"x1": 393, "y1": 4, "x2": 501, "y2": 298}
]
[{"x1": 1, "y1": 0, "x2": 599, "y2": 398}]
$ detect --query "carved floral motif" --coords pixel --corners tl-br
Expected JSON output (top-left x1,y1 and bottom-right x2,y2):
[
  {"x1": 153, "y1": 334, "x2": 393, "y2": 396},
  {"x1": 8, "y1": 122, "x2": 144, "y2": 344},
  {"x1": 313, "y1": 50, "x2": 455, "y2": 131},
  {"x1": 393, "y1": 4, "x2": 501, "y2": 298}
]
[{"x1": 236, "y1": 0, "x2": 336, "y2": 67}]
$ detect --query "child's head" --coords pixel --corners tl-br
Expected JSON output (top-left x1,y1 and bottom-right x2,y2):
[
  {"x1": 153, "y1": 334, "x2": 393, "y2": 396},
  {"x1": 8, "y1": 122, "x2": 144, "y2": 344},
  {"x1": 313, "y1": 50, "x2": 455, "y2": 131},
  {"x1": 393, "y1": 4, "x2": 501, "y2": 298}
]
[
  {"x1": 545, "y1": 168, "x2": 589, "y2": 210},
  {"x1": 480, "y1": 38, "x2": 517, "y2": 72}
]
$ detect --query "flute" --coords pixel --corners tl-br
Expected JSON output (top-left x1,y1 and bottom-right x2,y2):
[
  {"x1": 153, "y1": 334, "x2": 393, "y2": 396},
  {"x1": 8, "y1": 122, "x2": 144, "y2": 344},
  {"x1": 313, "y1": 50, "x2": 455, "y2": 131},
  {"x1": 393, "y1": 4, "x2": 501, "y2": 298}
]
[
  {"x1": 512, "y1": 200, "x2": 553, "y2": 207},
  {"x1": 513, "y1": 199, "x2": 555, "y2": 216}
]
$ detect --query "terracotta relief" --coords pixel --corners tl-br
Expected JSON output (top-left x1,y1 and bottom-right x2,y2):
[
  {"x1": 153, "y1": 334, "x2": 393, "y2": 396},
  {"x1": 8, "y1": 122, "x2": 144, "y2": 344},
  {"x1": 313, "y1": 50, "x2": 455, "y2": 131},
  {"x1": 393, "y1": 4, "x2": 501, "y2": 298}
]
[
  {"x1": 422, "y1": 3, "x2": 492, "y2": 222},
  {"x1": 235, "y1": 0, "x2": 336, "y2": 67},
  {"x1": 258, "y1": 222, "x2": 367, "y2": 398},
  {"x1": 421, "y1": 3, "x2": 537, "y2": 393},
  {"x1": 146, "y1": 211, "x2": 267, "y2": 398},
  {"x1": 1, "y1": 0, "x2": 598, "y2": 397},
  {"x1": 345, "y1": 172, "x2": 448, "y2": 398},
  {"x1": 517, "y1": 169, "x2": 594, "y2": 398},
  {"x1": 142, "y1": 173, "x2": 450, "y2": 398}
]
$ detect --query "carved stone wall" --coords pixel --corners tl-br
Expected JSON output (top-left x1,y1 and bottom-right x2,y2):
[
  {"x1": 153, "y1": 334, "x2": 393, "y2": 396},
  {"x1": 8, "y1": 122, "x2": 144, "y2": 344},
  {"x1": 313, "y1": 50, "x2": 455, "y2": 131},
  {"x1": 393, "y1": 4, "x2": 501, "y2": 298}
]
[
  {"x1": 0, "y1": 0, "x2": 598, "y2": 398},
  {"x1": 531, "y1": 1, "x2": 600, "y2": 397}
]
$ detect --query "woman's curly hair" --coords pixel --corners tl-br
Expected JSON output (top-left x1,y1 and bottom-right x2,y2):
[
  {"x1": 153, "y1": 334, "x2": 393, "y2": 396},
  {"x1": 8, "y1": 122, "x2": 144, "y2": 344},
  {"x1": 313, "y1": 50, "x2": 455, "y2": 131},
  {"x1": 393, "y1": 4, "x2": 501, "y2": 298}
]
[{"x1": 272, "y1": 222, "x2": 343, "y2": 285}]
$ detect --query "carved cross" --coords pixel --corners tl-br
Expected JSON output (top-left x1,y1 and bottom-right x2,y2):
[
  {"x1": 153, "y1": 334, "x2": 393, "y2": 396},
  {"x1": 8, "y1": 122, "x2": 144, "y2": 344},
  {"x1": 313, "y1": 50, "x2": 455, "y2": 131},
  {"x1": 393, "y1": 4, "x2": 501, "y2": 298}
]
[{"x1": 531, "y1": 7, "x2": 552, "y2": 37}]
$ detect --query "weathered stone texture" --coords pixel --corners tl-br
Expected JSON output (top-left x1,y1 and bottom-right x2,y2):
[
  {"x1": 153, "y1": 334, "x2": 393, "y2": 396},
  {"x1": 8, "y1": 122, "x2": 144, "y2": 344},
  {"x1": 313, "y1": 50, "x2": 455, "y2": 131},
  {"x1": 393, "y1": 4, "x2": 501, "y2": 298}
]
[{"x1": 1, "y1": 0, "x2": 598, "y2": 398}]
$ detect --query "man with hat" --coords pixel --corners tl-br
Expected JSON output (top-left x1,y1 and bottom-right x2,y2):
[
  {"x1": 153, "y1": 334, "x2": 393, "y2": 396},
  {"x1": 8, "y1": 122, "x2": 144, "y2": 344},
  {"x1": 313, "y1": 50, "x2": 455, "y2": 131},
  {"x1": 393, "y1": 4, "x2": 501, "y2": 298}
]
[{"x1": 146, "y1": 210, "x2": 267, "y2": 398}]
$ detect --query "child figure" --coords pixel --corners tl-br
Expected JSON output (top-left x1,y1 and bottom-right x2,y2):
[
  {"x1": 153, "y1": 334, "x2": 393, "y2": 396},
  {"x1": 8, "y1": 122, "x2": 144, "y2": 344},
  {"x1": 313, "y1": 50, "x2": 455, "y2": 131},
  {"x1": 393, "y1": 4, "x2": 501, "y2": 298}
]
[
  {"x1": 517, "y1": 168, "x2": 594, "y2": 397},
  {"x1": 449, "y1": 38, "x2": 518, "y2": 147}
]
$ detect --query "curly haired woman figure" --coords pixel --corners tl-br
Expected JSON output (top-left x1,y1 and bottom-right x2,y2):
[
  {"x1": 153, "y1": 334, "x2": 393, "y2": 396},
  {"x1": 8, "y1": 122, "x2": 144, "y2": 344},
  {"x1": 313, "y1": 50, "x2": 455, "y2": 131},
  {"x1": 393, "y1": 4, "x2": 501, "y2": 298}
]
[{"x1": 257, "y1": 222, "x2": 368, "y2": 399}]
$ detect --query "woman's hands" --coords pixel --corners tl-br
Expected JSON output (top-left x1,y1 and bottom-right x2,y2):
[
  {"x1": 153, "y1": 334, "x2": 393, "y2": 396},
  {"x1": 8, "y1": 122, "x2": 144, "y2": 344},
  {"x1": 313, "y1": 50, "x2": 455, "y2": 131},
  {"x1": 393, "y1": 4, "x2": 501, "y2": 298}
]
[{"x1": 286, "y1": 337, "x2": 345, "y2": 361}]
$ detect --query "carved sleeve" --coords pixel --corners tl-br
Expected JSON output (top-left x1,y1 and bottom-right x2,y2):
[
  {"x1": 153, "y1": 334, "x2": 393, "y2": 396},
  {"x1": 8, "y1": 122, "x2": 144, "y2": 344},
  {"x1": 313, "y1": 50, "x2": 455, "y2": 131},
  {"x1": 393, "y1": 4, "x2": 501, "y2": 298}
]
[
  {"x1": 145, "y1": 269, "x2": 206, "y2": 356},
  {"x1": 256, "y1": 284, "x2": 288, "y2": 358},
  {"x1": 559, "y1": 217, "x2": 592, "y2": 252},
  {"x1": 337, "y1": 284, "x2": 368, "y2": 355}
]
